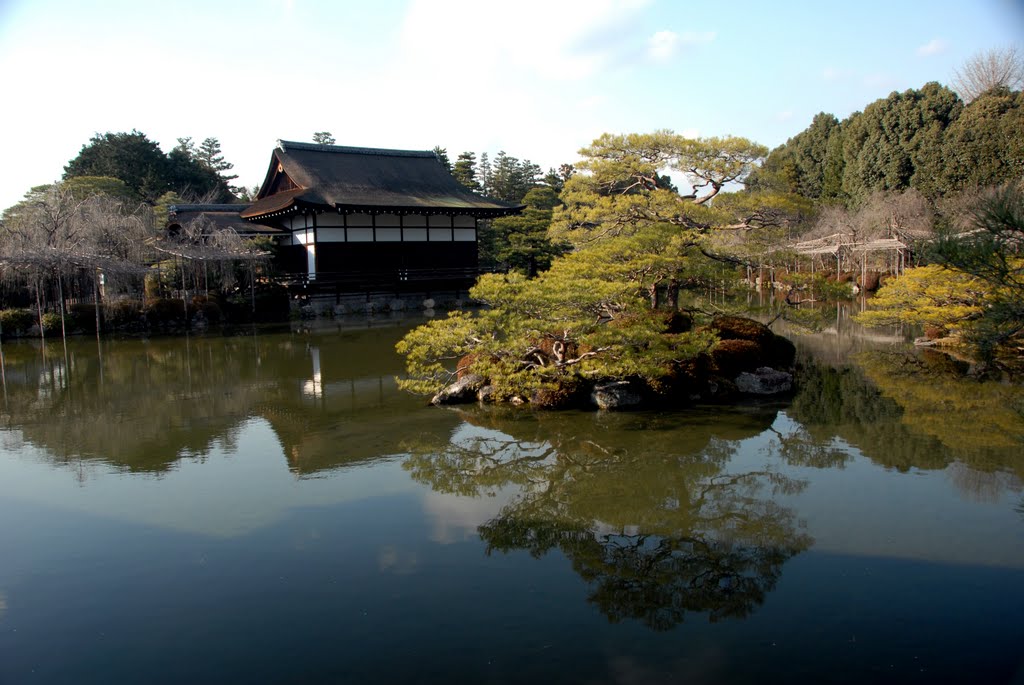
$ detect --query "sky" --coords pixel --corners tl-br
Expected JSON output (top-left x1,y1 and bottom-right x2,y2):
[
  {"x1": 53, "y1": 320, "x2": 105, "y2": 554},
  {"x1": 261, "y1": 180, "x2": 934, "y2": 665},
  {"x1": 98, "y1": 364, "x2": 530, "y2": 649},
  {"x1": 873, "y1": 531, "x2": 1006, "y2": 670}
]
[{"x1": 0, "y1": 0, "x2": 1021, "y2": 210}]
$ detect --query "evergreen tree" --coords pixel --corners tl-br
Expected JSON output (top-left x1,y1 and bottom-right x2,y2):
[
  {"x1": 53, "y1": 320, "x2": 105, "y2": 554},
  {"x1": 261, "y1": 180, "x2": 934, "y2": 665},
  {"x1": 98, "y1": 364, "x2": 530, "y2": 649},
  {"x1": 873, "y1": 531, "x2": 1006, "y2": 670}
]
[
  {"x1": 489, "y1": 151, "x2": 542, "y2": 203},
  {"x1": 312, "y1": 131, "x2": 336, "y2": 145},
  {"x1": 453, "y1": 152, "x2": 480, "y2": 190},
  {"x1": 478, "y1": 153, "x2": 492, "y2": 196},
  {"x1": 840, "y1": 83, "x2": 962, "y2": 199},
  {"x1": 196, "y1": 137, "x2": 237, "y2": 182},
  {"x1": 65, "y1": 130, "x2": 235, "y2": 204},
  {"x1": 64, "y1": 130, "x2": 172, "y2": 202},
  {"x1": 433, "y1": 146, "x2": 452, "y2": 172},
  {"x1": 483, "y1": 186, "x2": 568, "y2": 277},
  {"x1": 940, "y1": 87, "x2": 1024, "y2": 192}
]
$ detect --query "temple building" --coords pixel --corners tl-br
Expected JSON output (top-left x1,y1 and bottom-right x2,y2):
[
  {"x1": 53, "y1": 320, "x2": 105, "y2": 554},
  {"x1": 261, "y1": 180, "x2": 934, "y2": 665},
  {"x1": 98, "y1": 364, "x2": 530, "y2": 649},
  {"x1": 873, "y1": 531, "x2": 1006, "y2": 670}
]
[{"x1": 170, "y1": 141, "x2": 523, "y2": 293}]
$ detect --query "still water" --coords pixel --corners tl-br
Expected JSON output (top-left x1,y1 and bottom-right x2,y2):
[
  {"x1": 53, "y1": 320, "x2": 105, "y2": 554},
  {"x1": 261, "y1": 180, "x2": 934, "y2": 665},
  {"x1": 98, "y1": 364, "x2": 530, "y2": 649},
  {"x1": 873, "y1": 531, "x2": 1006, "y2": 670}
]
[{"x1": 0, "y1": 318, "x2": 1022, "y2": 684}]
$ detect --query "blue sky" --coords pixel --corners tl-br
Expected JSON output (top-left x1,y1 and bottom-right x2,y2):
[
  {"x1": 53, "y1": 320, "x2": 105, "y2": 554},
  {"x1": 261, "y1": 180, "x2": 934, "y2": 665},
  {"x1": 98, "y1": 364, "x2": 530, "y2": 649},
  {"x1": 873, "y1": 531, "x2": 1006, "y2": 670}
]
[{"x1": 0, "y1": 0, "x2": 1021, "y2": 209}]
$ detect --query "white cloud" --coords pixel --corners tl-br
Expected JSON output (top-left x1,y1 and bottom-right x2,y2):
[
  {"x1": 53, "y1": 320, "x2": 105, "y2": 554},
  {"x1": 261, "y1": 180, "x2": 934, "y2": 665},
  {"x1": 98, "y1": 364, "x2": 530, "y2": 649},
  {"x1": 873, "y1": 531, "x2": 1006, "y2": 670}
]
[
  {"x1": 916, "y1": 38, "x2": 948, "y2": 57},
  {"x1": 647, "y1": 30, "x2": 678, "y2": 61},
  {"x1": 776, "y1": 110, "x2": 795, "y2": 122},
  {"x1": 646, "y1": 29, "x2": 715, "y2": 62},
  {"x1": 398, "y1": 0, "x2": 653, "y2": 82},
  {"x1": 677, "y1": 30, "x2": 717, "y2": 46}
]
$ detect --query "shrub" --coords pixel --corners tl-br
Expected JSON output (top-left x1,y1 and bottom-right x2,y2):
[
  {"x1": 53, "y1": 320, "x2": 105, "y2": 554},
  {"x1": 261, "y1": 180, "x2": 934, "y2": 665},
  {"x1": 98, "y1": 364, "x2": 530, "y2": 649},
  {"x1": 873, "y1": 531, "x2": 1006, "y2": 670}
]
[
  {"x1": 104, "y1": 300, "x2": 144, "y2": 329},
  {"x1": 0, "y1": 309, "x2": 36, "y2": 336},
  {"x1": 145, "y1": 298, "x2": 186, "y2": 326},
  {"x1": 40, "y1": 312, "x2": 63, "y2": 334}
]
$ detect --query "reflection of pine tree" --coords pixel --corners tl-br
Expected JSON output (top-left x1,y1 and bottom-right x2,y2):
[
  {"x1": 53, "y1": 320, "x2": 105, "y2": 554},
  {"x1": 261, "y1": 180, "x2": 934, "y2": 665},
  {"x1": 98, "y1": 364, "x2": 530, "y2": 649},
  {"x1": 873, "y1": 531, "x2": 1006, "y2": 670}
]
[{"x1": 404, "y1": 408, "x2": 812, "y2": 630}]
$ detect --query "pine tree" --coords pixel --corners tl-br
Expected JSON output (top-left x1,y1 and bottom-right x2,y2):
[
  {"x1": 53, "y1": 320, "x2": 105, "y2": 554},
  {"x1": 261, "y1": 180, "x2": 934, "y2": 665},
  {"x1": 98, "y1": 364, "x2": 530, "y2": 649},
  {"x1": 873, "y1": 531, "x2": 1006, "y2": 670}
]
[
  {"x1": 433, "y1": 146, "x2": 452, "y2": 172},
  {"x1": 478, "y1": 153, "x2": 492, "y2": 196},
  {"x1": 453, "y1": 152, "x2": 480, "y2": 190}
]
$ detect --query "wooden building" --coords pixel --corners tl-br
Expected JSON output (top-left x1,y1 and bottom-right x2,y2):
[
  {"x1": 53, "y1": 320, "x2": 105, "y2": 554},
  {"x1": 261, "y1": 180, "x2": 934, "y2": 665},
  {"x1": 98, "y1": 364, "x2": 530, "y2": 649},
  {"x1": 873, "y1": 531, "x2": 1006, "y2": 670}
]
[
  {"x1": 169, "y1": 141, "x2": 523, "y2": 293},
  {"x1": 242, "y1": 140, "x2": 522, "y2": 290}
]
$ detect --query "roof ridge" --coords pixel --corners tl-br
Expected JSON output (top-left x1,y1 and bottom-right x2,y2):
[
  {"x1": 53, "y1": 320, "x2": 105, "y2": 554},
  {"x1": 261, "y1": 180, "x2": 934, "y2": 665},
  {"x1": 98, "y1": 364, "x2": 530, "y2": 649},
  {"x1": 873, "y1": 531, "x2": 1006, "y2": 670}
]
[{"x1": 276, "y1": 140, "x2": 436, "y2": 158}]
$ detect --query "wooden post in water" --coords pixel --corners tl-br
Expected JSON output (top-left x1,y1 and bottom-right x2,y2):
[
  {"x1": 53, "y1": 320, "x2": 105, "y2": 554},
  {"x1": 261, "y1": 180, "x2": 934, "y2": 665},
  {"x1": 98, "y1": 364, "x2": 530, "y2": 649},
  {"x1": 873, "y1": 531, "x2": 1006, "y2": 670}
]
[
  {"x1": 179, "y1": 256, "x2": 189, "y2": 327},
  {"x1": 35, "y1": 278, "x2": 45, "y2": 343},
  {"x1": 93, "y1": 269, "x2": 104, "y2": 343}
]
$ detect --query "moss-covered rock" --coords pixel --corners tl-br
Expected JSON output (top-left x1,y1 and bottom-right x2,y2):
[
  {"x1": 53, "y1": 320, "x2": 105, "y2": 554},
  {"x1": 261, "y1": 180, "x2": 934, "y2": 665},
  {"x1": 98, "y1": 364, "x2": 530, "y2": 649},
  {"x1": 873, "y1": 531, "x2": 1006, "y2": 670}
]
[
  {"x1": 710, "y1": 339, "x2": 764, "y2": 378},
  {"x1": 710, "y1": 316, "x2": 774, "y2": 346}
]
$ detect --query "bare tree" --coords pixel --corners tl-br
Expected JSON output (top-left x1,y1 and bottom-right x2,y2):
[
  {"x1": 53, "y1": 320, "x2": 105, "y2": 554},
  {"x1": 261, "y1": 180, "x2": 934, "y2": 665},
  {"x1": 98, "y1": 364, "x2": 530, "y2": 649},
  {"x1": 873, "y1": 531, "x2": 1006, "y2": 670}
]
[
  {"x1": 951, "y1": 45, "x2": 1024, "y2": 103},
  {"x1": 0, "y1": 185, "x2": 152, "y2": 339},
  {"x1": 151, "y1": 216, "x2": 270, "y2": 316}
]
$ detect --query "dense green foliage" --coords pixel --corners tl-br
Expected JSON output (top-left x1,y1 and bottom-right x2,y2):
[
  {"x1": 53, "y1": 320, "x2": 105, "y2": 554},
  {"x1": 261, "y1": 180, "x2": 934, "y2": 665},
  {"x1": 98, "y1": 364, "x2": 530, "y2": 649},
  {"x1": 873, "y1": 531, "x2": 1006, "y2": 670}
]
[
  {"x1": 64, "y1": 130, "x2": 236, "y2": 203},
  {"x1": 398, "y1": 131, "x2": 796, "y2": 402},
  {"x1": 752, "y1": 83, "x2": 1021, "y2": 203},
  {"x1": 940, "y1": 87, "x2": 1024, "y2": 191},
  {"x1": 481, "y1": 187, "x2": 569, "y2": 276}
]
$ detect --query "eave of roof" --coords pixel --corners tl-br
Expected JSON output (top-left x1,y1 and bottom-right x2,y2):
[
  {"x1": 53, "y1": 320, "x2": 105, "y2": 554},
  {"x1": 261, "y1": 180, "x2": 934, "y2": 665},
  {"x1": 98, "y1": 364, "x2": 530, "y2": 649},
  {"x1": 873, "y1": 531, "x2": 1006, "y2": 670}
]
[{"x1": 170, "y1": 205, "x2": 284, "y2": 234}]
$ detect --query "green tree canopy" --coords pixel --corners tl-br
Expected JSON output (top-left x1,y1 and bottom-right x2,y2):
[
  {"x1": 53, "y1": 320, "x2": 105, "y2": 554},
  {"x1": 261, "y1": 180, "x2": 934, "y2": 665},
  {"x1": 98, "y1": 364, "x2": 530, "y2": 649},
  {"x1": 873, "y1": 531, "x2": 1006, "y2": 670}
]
[
  {"x1": 398, "y1": 131, "x2": 799, "y2": 404},
  {"x1": 840, "y1": 83, "x2": 962, "y2": 199},
  {"x1": 65, "y1": 130, "x2": 235, "y2": 204},
  {"x1": 433, "y1": 146, "x2": 452, "y2": 172},
  {"x1": 940, "y1": 87, "x2": 1024, "y2": 191},
  {"x1": 64, "y1": 130, "x2": 172, "y2": 202},
  {"x1": 452, "y1": 151, "x2": 481, "y2": 191},
  {"x1": 488, "y1": 151, "x2": 542, "y2": 202},
  {"x1": 482, "y1": 186, "x2": 568, "y2": 277},
  {"x1": 552, "y1": 131, "x2": 779, "y2": 247},
  {"x1": 748, "y1": 113, "x2": 840, "y2": 199}
]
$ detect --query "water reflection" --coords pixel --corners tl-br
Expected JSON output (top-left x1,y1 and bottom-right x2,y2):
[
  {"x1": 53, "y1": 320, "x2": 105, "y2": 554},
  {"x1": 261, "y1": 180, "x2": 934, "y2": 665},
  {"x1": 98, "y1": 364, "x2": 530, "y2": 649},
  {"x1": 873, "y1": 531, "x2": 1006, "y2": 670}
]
[
  {"x1": 403, "y1": 409, "x2": 813, "y2": 629},
  {"x1": 0, "y1": 318, "x2": 1020, "y2": 507},
  {"x1": 787, "y1": 351, "x2": 1024, "y2": 499},
  {"x1": 0, "y1": 322, "x2": 458, "y2": 477}
]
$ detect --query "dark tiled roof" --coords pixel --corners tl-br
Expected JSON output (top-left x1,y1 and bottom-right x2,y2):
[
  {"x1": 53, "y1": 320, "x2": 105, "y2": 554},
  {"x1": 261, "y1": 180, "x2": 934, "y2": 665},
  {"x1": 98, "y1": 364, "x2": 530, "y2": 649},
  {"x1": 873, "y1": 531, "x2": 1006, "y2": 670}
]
[
  {"x1": 169, "y1": 205, "x2": 283, "y2": 235},
  {"x1": 240, "y1": 141, "x2": 524, "y2": 220},
  {"x1": 169, "y1": 204, "x2": 249, "y2": 212}
]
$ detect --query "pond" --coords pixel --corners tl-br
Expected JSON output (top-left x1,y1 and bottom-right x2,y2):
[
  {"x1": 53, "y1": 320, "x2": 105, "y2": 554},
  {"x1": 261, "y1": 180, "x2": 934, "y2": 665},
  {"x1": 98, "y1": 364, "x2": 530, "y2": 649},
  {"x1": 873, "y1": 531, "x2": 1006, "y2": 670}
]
[{"x1": 0, "y1": 317, "x2": 1022, "y2": 684}]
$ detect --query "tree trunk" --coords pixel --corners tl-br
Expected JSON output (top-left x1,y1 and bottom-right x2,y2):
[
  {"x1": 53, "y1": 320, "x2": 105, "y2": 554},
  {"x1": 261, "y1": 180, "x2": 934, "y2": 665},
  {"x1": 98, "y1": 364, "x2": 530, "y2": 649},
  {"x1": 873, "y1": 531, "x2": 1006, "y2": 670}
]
[{"x1": 666, "y1": 278, "x2": 679, "y2": 310}]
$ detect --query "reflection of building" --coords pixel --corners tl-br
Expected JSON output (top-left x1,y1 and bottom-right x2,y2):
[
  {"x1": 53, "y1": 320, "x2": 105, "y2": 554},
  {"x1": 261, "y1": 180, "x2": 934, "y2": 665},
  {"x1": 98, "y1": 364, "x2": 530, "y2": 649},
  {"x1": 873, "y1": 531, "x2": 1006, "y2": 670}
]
[{"x1": 171, "y1": 141, "x2": 523, "y2": 293}]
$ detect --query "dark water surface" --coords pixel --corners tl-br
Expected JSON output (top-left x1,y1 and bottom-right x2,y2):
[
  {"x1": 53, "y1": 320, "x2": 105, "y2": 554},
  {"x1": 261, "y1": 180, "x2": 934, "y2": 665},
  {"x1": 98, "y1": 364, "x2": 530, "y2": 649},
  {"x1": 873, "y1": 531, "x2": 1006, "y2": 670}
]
[{"x1": 0, "y1": 319, "x2": 1022, "y2": 684}]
